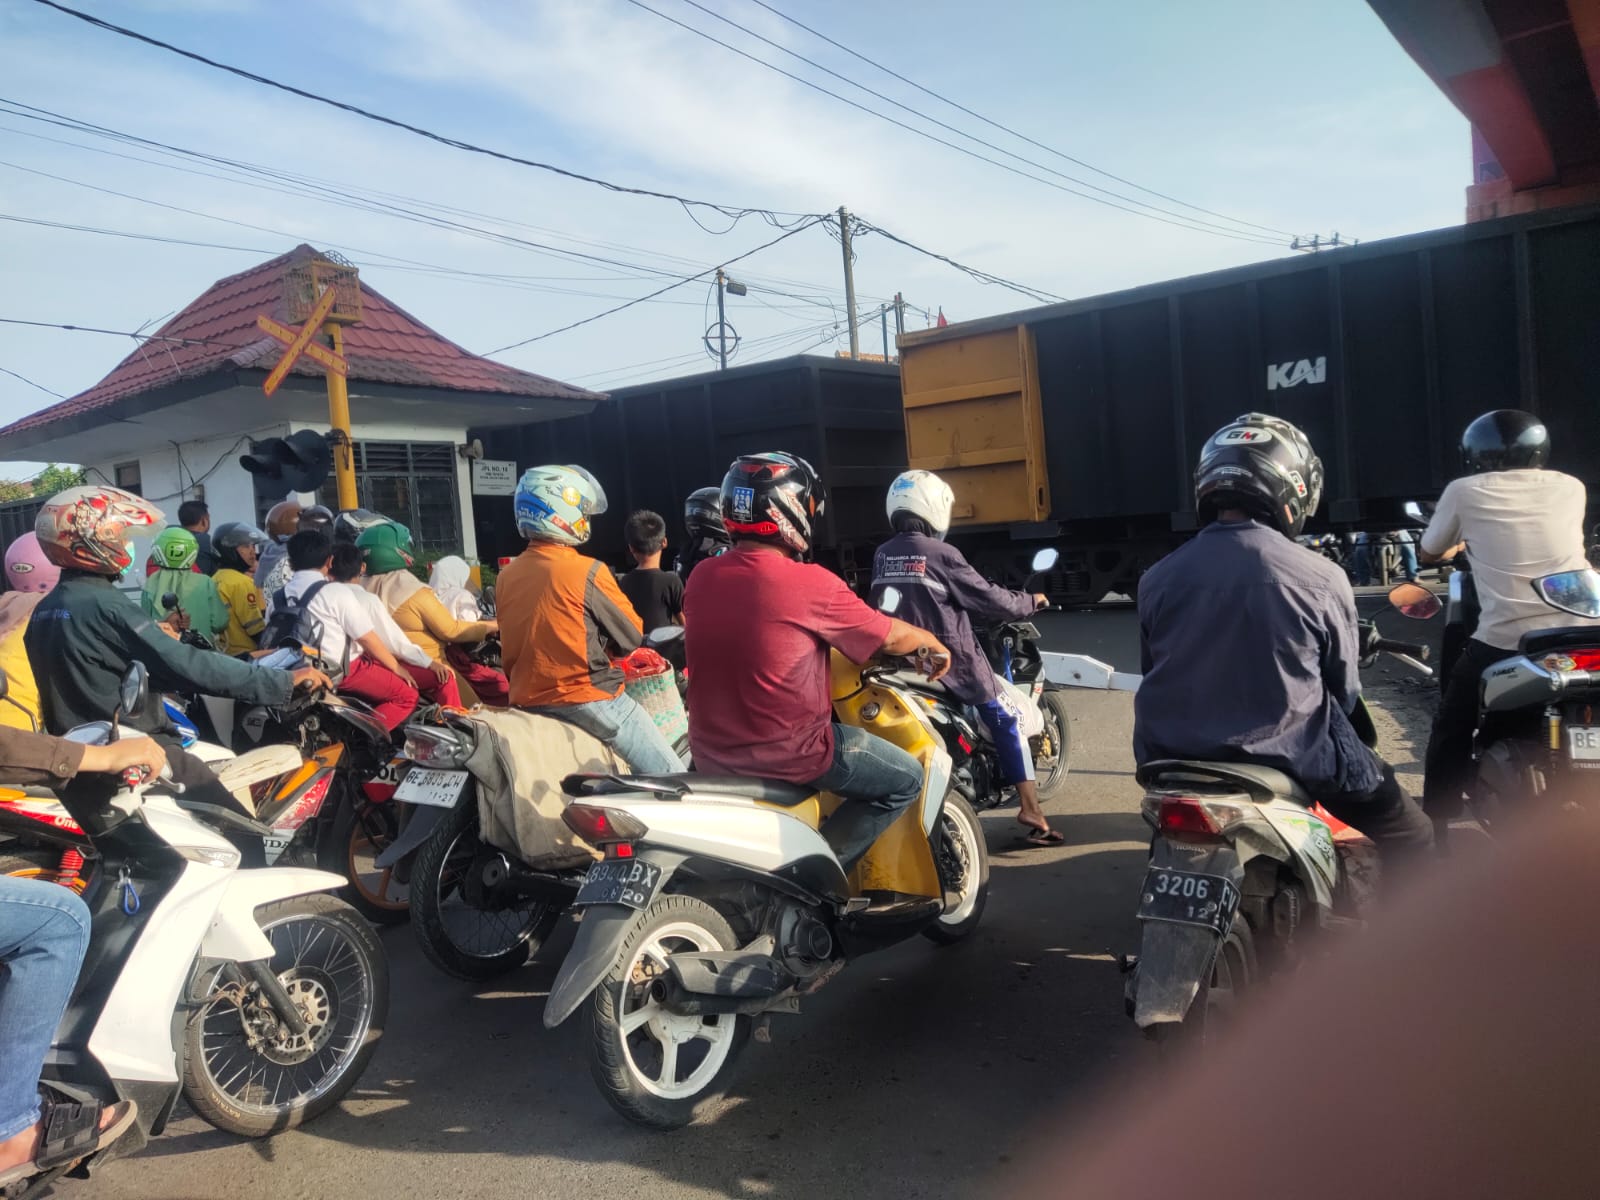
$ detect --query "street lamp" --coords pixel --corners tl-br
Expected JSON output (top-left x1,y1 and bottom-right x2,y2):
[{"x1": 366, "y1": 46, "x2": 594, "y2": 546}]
[{"x1": 713, "y1": 270, "x2": 746, "y2": 369}]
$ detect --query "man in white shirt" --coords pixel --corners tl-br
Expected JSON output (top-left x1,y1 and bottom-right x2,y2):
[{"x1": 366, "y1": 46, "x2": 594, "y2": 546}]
[
  {"x1": 1419, "y1": 410, "x2": 1594, "y2": 832},
  {"x1": 281, "y1": 531, "x2": 419, "y2": 732},
  {"x1": 327, "y1": 543, "x2": 462, "y2": 709}
]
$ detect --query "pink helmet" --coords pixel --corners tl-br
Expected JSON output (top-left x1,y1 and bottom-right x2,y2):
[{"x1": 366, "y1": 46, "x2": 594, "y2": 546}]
[{"x1": 4, "y1": 532, "x2": 61, "y2": 594}]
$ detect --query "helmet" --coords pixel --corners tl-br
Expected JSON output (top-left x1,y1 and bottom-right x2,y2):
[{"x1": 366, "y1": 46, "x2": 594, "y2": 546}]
[
  {"x1": 1195, "y1": 413, "x2": 1324, "y2": 538},
  {"x1": 356, "y1": 522, "x2": 415, "y2": 574},
  {"x1": 1461, "y1": 409, "x2": 1549, "y2": 473},
  {"x1": 886, "y1": 469, "x2": 955, "y2": 539},
  {"x1": 333, "y1": 508, "x2": 389, "y2": 544},
  {"x1": 684, "y1": 487, "x2": 729, "y2": 544},
  {"x1": 150, "y1": 527, "x2": 199, "y2": 571},
  {"x1": 35, "y1": 486, "x2": 165, "y2": 576},
  {"x1": 720, "y1": 452, "x2": 824, "y2": 558},
  {"x1": 4, "y1": 532, "x2": 60, "y2": 594},
  {"x1": 265, "y1": 500, "x2": 303, "y2": 541},
  {"x1": 514, "y1": 465, "x2": 607, "y2": 546},
  {"x1": 297, "y1": 504, "x2": 334, "y2": 533}
]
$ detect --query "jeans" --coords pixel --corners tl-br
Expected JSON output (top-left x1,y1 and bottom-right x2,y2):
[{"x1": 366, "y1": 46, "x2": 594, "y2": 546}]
[
  {"x1": 810, "y1": 724, "x2": 925, "y2": 876},
  {"x1": 0, "y1": 876, "x2": 90, "y2": 1140},
  {"x1": 530, "y1": 691, "x2": 683, "y2": 775},
  {"x1": 974, "y1": 696, "x2": 1035, "y2": 786},
  {"x1": 1313, "y1": 761, "x2": 1434, "y2": 871},
  {"x1": 1423, "y1": 638, "x2": 1517, "y2": 819},
  {"x1": 1398, "y1": 541, "x2": 1420, "y2": 582}
]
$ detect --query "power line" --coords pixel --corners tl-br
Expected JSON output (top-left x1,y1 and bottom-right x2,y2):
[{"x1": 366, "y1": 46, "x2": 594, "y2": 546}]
[
  {"x1": 741, "y1": 0, "x2": 1300, "y2": 240},
  {"x1": 0, "y1": 364, "x2": 67, "y2": 399},
  {"x1": 626, "y1": 0, "x2": 1285, "y2": 247},
  {"x1": 483, "y1": 216, "x2": 826, "y2": 355},
  {"x1": 27, "y1": 0, "x2": 821, "y2": 230},
  {"x1": 0, "y1": 315, "x2": 257, "y2": 351},
  {"x1": 852, "y1": 219, "x2": 1065, "y2": 304},
  {"x1": 666, "y1": 0, "x2": 1292, "y2": 245}
]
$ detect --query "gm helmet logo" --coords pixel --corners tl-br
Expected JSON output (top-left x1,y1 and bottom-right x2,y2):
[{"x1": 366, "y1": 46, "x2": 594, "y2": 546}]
[
  {"x1": 731, "y1": 486, "x2": 755, "y2": 522},
  {"x1": 1215, "y1": 428, "x2": 1274, "y2": 446}
]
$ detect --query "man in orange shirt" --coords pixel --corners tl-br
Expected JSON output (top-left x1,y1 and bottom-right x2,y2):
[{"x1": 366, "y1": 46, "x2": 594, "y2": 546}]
[{"x1": 496, "y1": 465, "x2": 683, "y2": 774}]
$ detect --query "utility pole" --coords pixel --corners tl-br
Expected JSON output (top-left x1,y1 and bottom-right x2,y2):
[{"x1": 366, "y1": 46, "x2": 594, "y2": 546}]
[
  {"x1": 881, "y1": 306, "x2": 889, "y2": 360},
  {"x1": 715, "y1": 268, "x2": 729, "y2": 370},
  {"x1": 838, "y1": 206, "x2": 860, "y2": 360},
  {"x1": 893, "y1": 291, "x2": 905, "y2": 339}
]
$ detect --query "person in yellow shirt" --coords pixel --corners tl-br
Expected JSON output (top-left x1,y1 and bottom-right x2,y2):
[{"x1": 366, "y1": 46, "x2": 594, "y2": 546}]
[
  {"x1": 210, "y1": 522, "x2": 269, "y2": 655},
  {"x1": 0, "y1": 534, "x2": 59, "y2": 731}
]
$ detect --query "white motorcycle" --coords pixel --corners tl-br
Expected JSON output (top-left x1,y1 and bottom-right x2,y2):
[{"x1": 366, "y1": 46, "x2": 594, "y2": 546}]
[{"x1": 2, "y1": 663, "x2": 387, "y2": 1192}]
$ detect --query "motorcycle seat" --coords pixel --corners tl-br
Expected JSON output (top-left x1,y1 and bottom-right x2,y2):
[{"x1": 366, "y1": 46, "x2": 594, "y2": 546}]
[
  {"x1": 1136, "y1": 759, "x2": 1313, "y2": 805},
  {"x1": 564, "y1": 773, "x2": 817, "y2": 807},
  {"x1": 214, "y1": 745, "x2": 304, "y2": 816},
  {"x1": 1518, "y1": 626, "x2": 1600, "y2": 657}
]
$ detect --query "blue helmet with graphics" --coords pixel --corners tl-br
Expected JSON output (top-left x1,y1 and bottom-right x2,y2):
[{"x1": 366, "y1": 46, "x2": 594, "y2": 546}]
[
  {"x1": 1195, "y1": 412, "x2": 1323, "y2": 538},
  {"x1": 720, "y1": 451, "x2": 823, "y2": 559},
  {"x1": 514, "y1": 464, "x2": 608, "y2": 546}
]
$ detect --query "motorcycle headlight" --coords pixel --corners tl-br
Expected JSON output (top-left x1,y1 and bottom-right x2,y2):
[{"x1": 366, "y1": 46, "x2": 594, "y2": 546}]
[{"x1": 402, "y1": 725, "x2": 471, "y2": 767}]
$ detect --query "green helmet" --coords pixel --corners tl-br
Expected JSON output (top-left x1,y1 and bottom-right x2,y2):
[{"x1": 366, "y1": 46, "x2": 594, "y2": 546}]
[
  {"x1": 150, "y1": 527, "x2": 199, "y2": 571},
  {"x1": 355, "y1": 521, "x2": 414, "y2": 574}
]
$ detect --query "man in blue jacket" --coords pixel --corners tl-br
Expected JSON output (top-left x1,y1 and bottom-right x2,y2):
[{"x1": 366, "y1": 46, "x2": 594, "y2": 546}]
[{"x1": 870, "y1": 470, "x2": 1058, "y2": 844}]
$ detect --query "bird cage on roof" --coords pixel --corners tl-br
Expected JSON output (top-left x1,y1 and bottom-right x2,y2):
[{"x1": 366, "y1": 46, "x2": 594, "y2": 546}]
[{"x1": 285, "y1": 251, "x2": 362, "y2": 325}]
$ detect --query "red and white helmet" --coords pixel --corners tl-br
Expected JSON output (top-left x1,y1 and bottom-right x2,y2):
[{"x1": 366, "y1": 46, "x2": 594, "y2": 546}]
[
  {"x1": 35, "y1": 486, "x2": 165, "y2": 576},
  {"x1": 3, "y1": 532, "x2": 61, "y2": 594},
  {"x1": 886, "y1": 469, "x2": 955, "y2": 539}
]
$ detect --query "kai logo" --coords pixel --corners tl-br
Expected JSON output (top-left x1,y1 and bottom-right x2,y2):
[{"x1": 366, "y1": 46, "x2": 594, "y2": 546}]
[{"x1": 1266, "y1": 356, "x2": 1326, "y2": 391}]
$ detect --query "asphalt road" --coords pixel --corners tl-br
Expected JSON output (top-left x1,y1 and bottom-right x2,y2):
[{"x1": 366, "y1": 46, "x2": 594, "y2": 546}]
[{"x1": 87, "y1": 599, "x2": 1442, "y2": 1200}]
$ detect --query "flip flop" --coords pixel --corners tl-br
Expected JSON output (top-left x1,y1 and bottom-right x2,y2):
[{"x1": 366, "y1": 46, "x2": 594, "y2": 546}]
[
  {"x1": 0, "y1": 1099, "x2": 138, "y2": 1187},
  {"x1": 1019, "y1": 824, "x2": 1065, "y2": 846}
]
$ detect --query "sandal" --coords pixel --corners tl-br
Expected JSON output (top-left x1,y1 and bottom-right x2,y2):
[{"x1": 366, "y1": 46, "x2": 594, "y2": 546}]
[
  {"x1": 0, "y1": 1098, "x2": 137, "y2": 1187},
  {"x1": 1019, "y1": 822, "x2": 1065, "y2": 846}
]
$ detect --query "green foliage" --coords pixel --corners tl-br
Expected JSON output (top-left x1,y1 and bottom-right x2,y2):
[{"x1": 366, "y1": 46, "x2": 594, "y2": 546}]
[
  {"x1": 0, "y1": 480, "x2": 31, "y2": 502},
  {"x1": 30, "y1": 464, "x2": 85, "y2": 500}
]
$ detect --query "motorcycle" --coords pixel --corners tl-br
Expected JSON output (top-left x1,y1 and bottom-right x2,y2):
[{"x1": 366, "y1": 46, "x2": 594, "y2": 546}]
[
  {"x1": 0, "y1": 663, "x2": 387, "y2": 1191},
  {"x1": 540, "y1": 645, "x2": 988, "y2": 1130},
  {"x1": 1392, "y1": 571, "x2": 1600, "y2": 824},
  {"x1": 1123, "y1": 619, "x2": 1431, "y2": 1047}
]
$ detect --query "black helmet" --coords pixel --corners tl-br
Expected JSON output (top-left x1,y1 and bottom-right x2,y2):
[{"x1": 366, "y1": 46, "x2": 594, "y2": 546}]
[
  {"x1": 1461, "y1": 409, "x2": 1549, "y2": 473},
  {"x1": 1195, "y1": 412, "x2": 1324, "y2": 538},
  {"x1": 684, "y1": 486, "x2": 729, "y2": 544},
  {"x1": 333, "y1": 508, "x2": 388, "y2": 544},
  {"x1": 212, "y1": 521, "x2": 267, "y2": 571},
  {"x1": 720, "y1": 452, "x2": 824, "y2": 558},
  {"x1": 298, "y1": 504, "x2": 334, "y2": 533}
]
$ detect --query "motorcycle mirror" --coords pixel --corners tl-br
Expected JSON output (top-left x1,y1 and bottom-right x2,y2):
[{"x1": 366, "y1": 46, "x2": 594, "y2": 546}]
[
  {"x1": 1532, "y1": 570, "x2": 1600, "y2": 619},
  {"x1": 878, "y1": 586, "x2": 902, "y2": 614},
  {"x1": 1030, "y1": 546, "x2": 1060, "y2": 574},
  {"x1": 1387, "y1": 582, "x2": 1441, "y2": 620},
  {"x1": 118, "y1": 661, "x2": 150, "y2": 722},
  {"x1": 162, "y1": 592, "x2": 181, "y2": 612},
  {"x1": 1402, "y1": 501, "x2": 1424, "y2": 523},
  {"x1": 647, "y1": 625, "x2": 685, "y2": 645}
]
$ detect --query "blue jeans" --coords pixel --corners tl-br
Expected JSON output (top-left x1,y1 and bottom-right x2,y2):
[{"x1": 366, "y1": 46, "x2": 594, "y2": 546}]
[
  {"x1": 1398, "y1": 541, "x2": 1419, "y2": 581},
  {"x1": 0, "y1": 876, "x2": 90, "y2": 1139},
  {"x1": 811, "y1": 724, "x2": 924, "y2": 875},
  {"x1": 974, "y1": 696, "x2": 1035, "y2": 785},
  {"x1": 530, "y1": 691, "x2": 684, "y2": 775}
]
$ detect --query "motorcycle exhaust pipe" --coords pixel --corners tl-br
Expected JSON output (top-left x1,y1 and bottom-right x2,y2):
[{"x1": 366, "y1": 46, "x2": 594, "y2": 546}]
[{"x1": 648, "y1": 975, "x2": 796, "y2": 1018}]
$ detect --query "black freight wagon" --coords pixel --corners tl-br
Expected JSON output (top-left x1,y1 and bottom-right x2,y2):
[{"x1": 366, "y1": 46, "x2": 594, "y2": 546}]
[
  {"x1": 472, "y1": 355, "x2": 906, "y2": 584},
  {"x1": 899, "y1": 204, "x2": 1600, "y2": 601}
]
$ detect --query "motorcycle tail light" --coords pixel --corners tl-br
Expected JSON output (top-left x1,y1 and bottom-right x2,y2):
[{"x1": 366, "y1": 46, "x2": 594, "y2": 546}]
[
  {"x1": 402, "y1": 725, "x2": 471, "y2": 767},
  {"x1": 562, "y1": 803, "x2": 648, "y2": 845},
  {"x1": 273, "y1": 770, "x2": 335, "y2": 833},
  {"x1": 1543, "y1": 649, "x2": 1600, "y2": 672},
  {"x1": 1144, "y1": 794, "x2": 1249, "y2": 841}
]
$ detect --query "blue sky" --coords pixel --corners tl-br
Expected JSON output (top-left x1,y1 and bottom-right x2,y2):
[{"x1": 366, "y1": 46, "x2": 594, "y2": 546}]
[{"x1": 0, "y1": 0, "x2": 1467, "y2": 472}]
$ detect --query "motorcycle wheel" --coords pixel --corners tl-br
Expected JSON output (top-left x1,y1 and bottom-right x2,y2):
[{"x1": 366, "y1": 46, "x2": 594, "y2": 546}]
[
  {"x1": 181, "y1": 893, "x2": 387, "y2": 1137},
  {"x1": 0, "y1": 848, "x2": 88, "y2": 893},
  {"x1": 923, "y1": 793, "x2": 990, "y2": 944},
  {"x1": 408, "y1": 791, "x2": 559, "y2": 981},
  {"x1": 1145, "y1": 919, "x2": 1255, "y2": 1055},
  {"x1": 589, "y1": 894, "x2": 750, "y2": 1130},
  {"x1": 319, "y1": 792, "x2": 409, "y2": 926},
  {"x1": 1033, "y1": 690, "x2": 1073, "y2": 800}
]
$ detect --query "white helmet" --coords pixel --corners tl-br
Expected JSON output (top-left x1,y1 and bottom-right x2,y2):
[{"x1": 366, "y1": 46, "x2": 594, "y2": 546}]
[
  {"x1": 515, "y1": 464, "x2": 608, "y2": 546},
  {"x1": 886, "y1": 469, "x2": 955, "y2": 539}
]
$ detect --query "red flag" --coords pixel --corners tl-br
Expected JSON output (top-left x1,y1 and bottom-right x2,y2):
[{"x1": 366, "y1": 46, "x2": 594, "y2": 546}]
[{"x1": 936, "y1": 307, "x2": 948, "y2": 328}]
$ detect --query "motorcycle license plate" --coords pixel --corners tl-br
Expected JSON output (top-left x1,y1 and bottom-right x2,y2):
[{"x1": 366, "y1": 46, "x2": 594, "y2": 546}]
[
  {"x1": 1137, "y1": 868, "x2": 1239, "y2": 935},
  {"x1": 573, "y1": 859, "x2": 664, "y2": 909},
  {"x1": 393, "y1": 768, "x2": 468, "y2": 808},
  {"x1": 1567, "y1": 725, "x2": 1600, "y2": 768}
]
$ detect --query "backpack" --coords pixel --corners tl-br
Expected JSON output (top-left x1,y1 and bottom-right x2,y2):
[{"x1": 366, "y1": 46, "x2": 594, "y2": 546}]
[{"x1": 263, "y1": 579, "x2": 329, "y2": 650}]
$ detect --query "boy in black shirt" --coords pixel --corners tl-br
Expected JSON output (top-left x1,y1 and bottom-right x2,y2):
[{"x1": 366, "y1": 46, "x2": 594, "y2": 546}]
[{"x1": 618, "y1": 510, "x2": 684, "y2": 632}]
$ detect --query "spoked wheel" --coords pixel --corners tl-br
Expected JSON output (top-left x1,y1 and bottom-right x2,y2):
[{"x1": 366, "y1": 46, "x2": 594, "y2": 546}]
[
  {"x1": 924, "y1": 794, "x2": 990, "y2": 944},
  {"x1": 181, "y1": 893, "x2": 387, "y2": 1136},
  {"x1": 1033, "y1": 690, "x2": 1072, "y2": 800},
  {"x1": 589, "y1": 895, "x2": 749, "y2": 1130},
  {"x1": 408, "y1": 792, "x2": 559, "y2": 980},
  {"x1": 320, "y1": 794, "x2": 408, "y2": 925}
]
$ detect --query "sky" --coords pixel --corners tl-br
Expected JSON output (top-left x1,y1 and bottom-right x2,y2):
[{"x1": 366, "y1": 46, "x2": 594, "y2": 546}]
[{"x1": 0, "y1": 0, "x2": 1468, "y2": 474}]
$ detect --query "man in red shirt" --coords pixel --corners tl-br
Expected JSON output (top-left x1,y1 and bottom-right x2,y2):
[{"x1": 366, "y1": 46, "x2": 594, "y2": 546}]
[{"x1": 684, "y1": 453, "x2": 950, "y2": 876}]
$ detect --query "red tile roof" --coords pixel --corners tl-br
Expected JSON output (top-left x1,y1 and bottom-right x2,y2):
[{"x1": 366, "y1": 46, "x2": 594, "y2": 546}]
[{"x1": 0, "y1": 244, "x2": 601, "y2": 440}]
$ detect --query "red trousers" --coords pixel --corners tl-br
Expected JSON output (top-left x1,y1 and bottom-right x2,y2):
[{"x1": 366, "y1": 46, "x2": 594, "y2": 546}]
[
  {"x1": 400, "y1": 659, "x2": 462, "y2": 709},
  {"x1": 339, "y1": 656, "x2": 421, "y2": 731},
  {"x1": 445, "y1": 645, "x2": 510, "y2": 707}
]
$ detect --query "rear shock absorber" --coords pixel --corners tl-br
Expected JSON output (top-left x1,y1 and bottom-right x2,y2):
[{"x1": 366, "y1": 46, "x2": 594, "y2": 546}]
[{"x1": 56, "y1": 847, "x2": 85, "y2": 889}]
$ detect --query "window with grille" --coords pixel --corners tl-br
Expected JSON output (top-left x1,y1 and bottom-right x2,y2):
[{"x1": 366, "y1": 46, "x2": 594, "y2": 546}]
[{"x1": 316, "y1": 441, "x2": 462, "y2": 557}]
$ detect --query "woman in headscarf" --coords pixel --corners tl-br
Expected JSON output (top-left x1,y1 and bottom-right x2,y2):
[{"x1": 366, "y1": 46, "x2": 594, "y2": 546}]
[
  {"x1": 355, "y1": 526, "x2": 502, "y2": 707},
  {"x1": 0, "y1": 534, "x2": 59, "y2": 730},
  {"x1": 428, "y1": 556, "x2": 510, "y2": 706}
]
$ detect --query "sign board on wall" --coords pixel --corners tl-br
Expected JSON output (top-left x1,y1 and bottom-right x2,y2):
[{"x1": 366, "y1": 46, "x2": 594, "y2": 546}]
[{"x1": 471, "y1": 458, "x2": 518, "y2": 496}]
